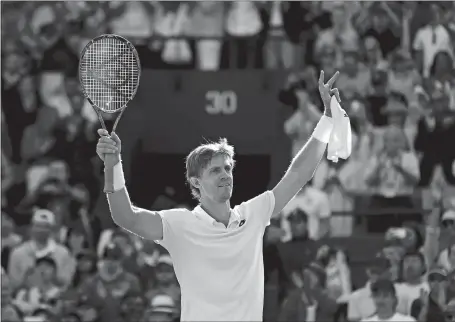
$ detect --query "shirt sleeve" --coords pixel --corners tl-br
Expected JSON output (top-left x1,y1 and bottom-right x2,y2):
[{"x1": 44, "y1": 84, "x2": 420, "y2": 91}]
[
  {"x1": 155, "y1": 208, "x2": 188, "y2": 252},
  {"x1": 237, "y1": 191, "x2": 275, "y2": 229}
]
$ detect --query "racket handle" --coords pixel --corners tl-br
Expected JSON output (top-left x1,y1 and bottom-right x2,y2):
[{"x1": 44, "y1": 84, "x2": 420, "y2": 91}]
[{"x1": 103, "y1": 155, "x2": 118, "y2": 194}]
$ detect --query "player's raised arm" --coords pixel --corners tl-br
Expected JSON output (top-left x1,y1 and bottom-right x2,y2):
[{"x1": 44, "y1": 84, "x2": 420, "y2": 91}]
[
  {"x1": 272, "y1": 70, "x2": 342, "y2": 217},
  {"x1": 96, "y1": 129, "x2": 163, "y2": 240}
]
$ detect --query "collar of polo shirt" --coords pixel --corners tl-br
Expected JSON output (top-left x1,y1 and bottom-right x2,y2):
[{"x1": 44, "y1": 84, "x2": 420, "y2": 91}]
[{"x1": 193, "y1": 205, "x2": 241, "y2": 227}]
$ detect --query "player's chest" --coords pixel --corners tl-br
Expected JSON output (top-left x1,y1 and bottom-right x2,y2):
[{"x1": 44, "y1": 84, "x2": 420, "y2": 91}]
[{"x1": 179, "y1": 225, "x2": 263, "y2": 265}]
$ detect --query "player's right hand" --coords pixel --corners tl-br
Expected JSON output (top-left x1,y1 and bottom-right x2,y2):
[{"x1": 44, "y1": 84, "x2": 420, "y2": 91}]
[{"x1": 97, "y1": 129, "x2": 121, "y2": 169}]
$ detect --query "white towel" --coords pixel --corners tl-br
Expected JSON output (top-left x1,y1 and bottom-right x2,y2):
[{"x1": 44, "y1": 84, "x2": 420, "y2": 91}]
[{"x1": 327, "y1": 96, "x2": 352, "y2": 162}]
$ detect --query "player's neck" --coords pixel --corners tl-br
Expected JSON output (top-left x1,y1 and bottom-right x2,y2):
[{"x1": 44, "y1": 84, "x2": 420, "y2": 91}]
[{"x1": 200, "y1": 198, "x2": 231, "y2": 225}]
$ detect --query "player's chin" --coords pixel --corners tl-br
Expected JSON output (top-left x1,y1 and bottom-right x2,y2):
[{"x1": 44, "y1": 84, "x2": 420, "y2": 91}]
[{"x1": 218, "y1": 189, "x2": 232, "y2": 201}]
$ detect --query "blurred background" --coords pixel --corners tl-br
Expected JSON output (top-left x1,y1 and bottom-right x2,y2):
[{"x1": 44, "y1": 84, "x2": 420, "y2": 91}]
[{"x1": 1, "y1": 1, "x2": 455, "y2": 322}]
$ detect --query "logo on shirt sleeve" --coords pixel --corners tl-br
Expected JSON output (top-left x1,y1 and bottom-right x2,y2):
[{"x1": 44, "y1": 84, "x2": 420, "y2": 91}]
[{"x1": 239, "y1": 219, "x2": 246, "y2": 227}]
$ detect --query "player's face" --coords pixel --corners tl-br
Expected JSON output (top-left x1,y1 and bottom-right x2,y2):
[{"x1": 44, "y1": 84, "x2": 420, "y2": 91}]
[{"x1": 199, "y1": 155, "x2": 233, "y2": 203}]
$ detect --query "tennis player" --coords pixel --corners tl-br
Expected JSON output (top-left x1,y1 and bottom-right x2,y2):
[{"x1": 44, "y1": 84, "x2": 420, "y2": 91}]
[{"x1": 96, "y1": 70, "x2": 343, "y2": 321}]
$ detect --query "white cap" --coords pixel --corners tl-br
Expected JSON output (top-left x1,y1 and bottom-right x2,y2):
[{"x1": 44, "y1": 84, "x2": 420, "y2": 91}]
[
  {"x1": 157, "y1": 254, "x2": 173, "y2": 267},
  {"x1": 150, "y1": 294, "x2": 176, "y2": 313},
  {"x1": 442, "y1": 210, "x2": 455, "y2": 221},
  {"x1": 32, "y1": 209, "x2": 55, "y2": 226}
]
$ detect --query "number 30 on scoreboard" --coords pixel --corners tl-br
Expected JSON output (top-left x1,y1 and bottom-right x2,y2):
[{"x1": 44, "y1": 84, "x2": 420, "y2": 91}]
[{"x1": 205, "y1": 90, "x2": 238, "y2": 115}]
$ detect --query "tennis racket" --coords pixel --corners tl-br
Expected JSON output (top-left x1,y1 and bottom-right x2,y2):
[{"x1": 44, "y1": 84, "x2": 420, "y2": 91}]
[{"x1": 79, "y1": 34, "x2": 141, "y2": 193}]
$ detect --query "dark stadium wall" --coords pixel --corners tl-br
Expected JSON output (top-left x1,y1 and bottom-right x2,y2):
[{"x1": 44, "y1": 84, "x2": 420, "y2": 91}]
[{"x1": 94, "y1": 70, "x2": 294, "y2": 225}]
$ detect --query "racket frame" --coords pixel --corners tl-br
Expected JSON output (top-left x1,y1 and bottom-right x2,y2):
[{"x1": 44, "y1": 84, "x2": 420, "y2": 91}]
[{"x1": 78, "y1": 34, "x2": 141, "y2": 194}]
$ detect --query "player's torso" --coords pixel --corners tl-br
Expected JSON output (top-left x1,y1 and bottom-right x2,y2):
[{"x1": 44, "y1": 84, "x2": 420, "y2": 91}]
[{"x1": 171, "y1": 213, "x2": 265, "y2": 320}]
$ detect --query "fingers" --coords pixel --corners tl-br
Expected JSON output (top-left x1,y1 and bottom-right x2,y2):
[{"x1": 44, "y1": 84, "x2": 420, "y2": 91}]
[
  {"x1": 98, "y1": 136, "x2": 116, "y2": 145},
  {"x1": 97, "y1": 128, "x2": 121, "y2": 146},
  {"x1": 331, "y1": 88, "x2": 341, "y2": 103},
  {"x1": 97, "y1": 147, "x2": 118, "y2": 155},
  {"x1": 97, "y1": 129, "x2": 109, "y2": 137},
  {"x1": 110, "y1": 132, "x2": 121, "y2": 145},
  {"x1": 326, "y1": 71, "x2": 340, "y2": 88},
  {"x1": 318, "y1": 70, "x2": 324, "y2": 86},
  {"x1": 97, "y1": 143, "x2": 119, "y2": 152}
]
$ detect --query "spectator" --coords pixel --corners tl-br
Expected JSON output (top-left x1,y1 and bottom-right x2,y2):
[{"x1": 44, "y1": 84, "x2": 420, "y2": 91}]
[
  {"x1": 347, "y1": 98, "x2": 381, "y2": 189},
  {"x1": 412, "y1": 3, "x2": 454, "y2": 78},
  {"x1": 445, "y1": 297, "x2": 455, "y2": 322},
  {"x1": 136, "y1": 240, "x2": 163, "y2": 290},
  {"x1": 1, "y1": 272, "x2": 23, "y2": 321},
  {"x1": 380, "y1": 91, "x2": 417, "y2": 149},
  {"x1": 2, "y1": 147, "x2": 15, "y2": 208},
  {"x1": 278, "y1": 246, "x2": 339, "y2": 321},
  {"x1": 64, "y1": 222, "x2": 90, "y2": 257},
  {"x1": 364, "y1": 126, "x2": 420, "y2": 233},
  {"x1": 314, "y1": 2, "x2": 359, "y2": 68},
  {"x1": 189, "y1": 2, "x2": 225, "y2": 71},
  {"x1": 143, "y1": 294, "x2": 179, "y2": 322},
  {"x1": 282, "y1": 77, "x2": 322, "y2": 158},
  {"x1": 71, "y1": 250, "x2": 97, "y2": 290},
  {"x1": 337, "y1": 50, "x2": 372, "y2": 100},
  {"x1": 325, "y1": 249, "x2": 352, "y2": 302},
  {"x1": 415, "y1": 88, "x2": 455, "y2": 187},
  {"x1": 1, "y1": 212, "x2": 23, "y2": 270},
  {"x1": 14, "y1": 257, "x2": 63, "y2": 316},
  {"x1": 109, "y1": 2, "x2": 155, "y2": 43},
  {"x1": 275, "y1": 208, "x2": 319, "y2": 292},
  {"x1": 366, "y1": 67, "x2": 389, "y2": 127},
  {"x1": 158, "y1": 3, "x2": 194, "y2": 69},
  {"x1": 1, "y1": 49, "x2": 37, "y2": 164},
  {"x1": 78, "y1": 243, "x2": 141, "y2": 322},
  {"x1": 57, "y1": 76, "x2": 98, "y2": 187},
  {"x1": 363, "y1": 2, "x2": 401, "y2": 59},
  {"x1": 429, "y1": 51, "x2": 455, "y2": 110},
  {"x1": 388, "y1": 50, "x2": 422, "y2": 105},
  {"x1": 313, "y1": 158, "x2": 357, "y2": 237},
  {"x1": 362, "y1": 278, "x2": 416, "y2": 322},
  {"x1": 110, "y1": 229, "x2": 142, "y2": 276},
  {"x1": 315, "y1": 45, "x2": 339, "y2": 82},
  {"x1": 119, "y1": 294, "x2": 146, "y2": 322},
  {"x1": 224, "y1": 1, "x2": 263, "y2": 69},
  {"x1": 410, "y1": 268, "x2": 447, "y2": 322},
  {"x1": 7, "y1": 209, "x2": 76, "y2": 290},
  {"x1": 145, "y1": 254, "x2": 181, "y2": 315},
  {"x1": 395, "y1": 252, "x2": 429, "y2": 315},
  {"x1": 20, "y1": 106, "x2": 59, "y2": 169},
  {"x1": 347, "y1": 253, "x2": 391, "y2": 321},
  {"x1": 363, "y1": 36, "x2": 387, "y2": 71},
  {"x1": 280, "y1": 184, "x2": 331, "y2": 241},
  {"x1": 265, "y1": 2, "x2": 312, "y2": 69}
]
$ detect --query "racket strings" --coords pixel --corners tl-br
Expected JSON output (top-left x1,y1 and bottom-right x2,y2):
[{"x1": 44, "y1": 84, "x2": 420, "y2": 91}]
[{"x1": 80, "y1": 37, "x2": 140, "y2": 112}]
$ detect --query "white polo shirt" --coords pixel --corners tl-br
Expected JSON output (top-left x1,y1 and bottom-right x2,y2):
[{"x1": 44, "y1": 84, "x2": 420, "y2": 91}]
[{"x1": 156, "y1": 191, "x2": 275, "y2": 321}]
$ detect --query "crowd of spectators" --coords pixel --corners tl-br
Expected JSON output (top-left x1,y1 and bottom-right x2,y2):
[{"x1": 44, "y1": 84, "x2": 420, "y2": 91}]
[{"x1": 2, "y1": 1, "x2": 455, "y2": 322}]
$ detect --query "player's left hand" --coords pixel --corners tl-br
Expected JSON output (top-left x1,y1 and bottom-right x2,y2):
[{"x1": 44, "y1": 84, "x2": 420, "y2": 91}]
[{"x1": 318, "y1": 70, "x2": 341, "y2": 115}]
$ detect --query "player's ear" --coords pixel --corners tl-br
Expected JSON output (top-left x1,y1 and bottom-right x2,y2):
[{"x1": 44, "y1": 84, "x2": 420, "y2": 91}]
[{"x1": 189, "y1": 177, "x2": 200, "y2": 189}]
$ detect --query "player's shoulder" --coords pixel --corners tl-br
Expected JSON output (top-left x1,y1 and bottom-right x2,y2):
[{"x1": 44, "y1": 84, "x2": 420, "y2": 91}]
[
  {"x1": 158, "y1": 207, "x2": 194, "y2": 224},
  {"x1": 234, "y1": 191, "x2": 275, "y2": 214}
]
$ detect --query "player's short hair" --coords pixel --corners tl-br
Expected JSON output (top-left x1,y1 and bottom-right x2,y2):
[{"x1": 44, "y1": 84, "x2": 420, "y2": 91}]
[{"x1": 185, "y1": 138, "x2": 235, "y2": 200}]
